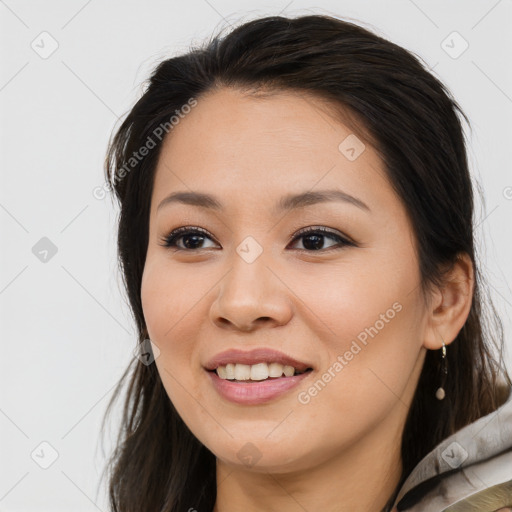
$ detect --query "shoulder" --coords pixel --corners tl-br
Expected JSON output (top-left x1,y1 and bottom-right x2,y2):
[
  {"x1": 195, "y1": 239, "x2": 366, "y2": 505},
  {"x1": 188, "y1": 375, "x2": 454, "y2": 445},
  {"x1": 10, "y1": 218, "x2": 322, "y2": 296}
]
[{"x1": 392, "y1": 384, "x2": 512, "y2": 511}]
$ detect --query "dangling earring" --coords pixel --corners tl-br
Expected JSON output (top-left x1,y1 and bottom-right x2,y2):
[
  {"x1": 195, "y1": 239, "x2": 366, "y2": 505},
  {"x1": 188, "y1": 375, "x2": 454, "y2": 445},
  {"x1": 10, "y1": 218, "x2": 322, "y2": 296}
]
[{"x1": 436, "y1": 339, "x2": 448, "y2": 400}]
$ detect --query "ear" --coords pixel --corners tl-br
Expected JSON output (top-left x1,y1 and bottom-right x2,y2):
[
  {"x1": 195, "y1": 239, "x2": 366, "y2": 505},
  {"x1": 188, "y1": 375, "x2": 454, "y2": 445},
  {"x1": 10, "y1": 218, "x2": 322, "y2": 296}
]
[{"x1": 423, "y1": 252, "x2": 474, "y2": 350}]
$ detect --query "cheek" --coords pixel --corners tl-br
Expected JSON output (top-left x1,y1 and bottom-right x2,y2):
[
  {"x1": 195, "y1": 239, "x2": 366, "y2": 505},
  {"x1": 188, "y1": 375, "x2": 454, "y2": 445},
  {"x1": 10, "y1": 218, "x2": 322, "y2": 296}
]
[
  {"x1": 141, "y1": 257, "x2": 196, "y2": 338},
  {"x1": 140, "y1": 255, "x2": 223, "y2": 396},
  {"x1": 290, "y1": 251, "x2": 424, "y2": 410},
  {"x1": 284, "y1": 253, "x2": 411, "y2": 347},
  {"x1": 296, "y1": 308, "x2": 423, "y2": 445},
  {"x1": 140, "y1": 258, "x2": 200, "y2": 373},
  {"x1": 141, "y1": 260, "x2": 201, "y2": 416}
]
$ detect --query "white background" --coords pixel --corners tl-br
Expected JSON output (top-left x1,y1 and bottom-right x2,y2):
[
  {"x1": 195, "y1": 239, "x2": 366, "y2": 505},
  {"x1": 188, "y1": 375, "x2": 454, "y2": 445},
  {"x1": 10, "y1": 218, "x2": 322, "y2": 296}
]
[{"x1": 1, "y1": 0, "x2": 511, "y2": 510}]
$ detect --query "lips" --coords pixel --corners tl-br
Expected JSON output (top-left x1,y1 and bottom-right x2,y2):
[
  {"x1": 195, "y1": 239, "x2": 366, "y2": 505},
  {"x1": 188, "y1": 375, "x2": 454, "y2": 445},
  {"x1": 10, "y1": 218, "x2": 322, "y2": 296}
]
[{"x1": 204, "y1": 347, "x2": 313, "y2": 373}]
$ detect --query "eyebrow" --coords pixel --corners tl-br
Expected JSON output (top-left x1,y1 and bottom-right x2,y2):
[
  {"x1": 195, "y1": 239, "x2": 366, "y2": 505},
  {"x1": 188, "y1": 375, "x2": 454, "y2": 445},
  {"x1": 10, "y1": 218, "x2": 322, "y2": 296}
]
[{"x1": 156, "y1": 189, "x2": 370, "y2": 213}]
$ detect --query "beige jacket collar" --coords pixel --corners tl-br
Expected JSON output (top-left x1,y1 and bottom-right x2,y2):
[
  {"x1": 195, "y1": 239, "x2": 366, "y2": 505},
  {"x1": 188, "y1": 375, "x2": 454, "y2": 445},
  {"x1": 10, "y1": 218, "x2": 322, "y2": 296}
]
[{"x1": 392, "y1": 385, "x2": 512, "y2": 511}]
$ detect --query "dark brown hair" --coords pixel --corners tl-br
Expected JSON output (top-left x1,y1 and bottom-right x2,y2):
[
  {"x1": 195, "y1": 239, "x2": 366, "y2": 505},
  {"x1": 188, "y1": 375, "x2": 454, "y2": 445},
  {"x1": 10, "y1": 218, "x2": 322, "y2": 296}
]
[{"x1": 100, "y1": 13, "x2": 511, "y2": 512}]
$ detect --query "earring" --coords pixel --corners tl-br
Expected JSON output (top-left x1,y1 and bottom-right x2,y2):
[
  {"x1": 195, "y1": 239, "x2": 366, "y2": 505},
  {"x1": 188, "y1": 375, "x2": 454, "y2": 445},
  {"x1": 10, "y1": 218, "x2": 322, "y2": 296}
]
[{"x1": 436, "y1": 340, "x2": 448, "y2": 400}]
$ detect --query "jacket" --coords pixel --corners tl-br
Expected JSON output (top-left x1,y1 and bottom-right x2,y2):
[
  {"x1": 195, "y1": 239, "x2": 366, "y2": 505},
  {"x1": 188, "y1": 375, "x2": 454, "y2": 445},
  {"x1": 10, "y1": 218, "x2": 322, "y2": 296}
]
[{"x1": 390, "y1": 383, "x2": 512, "y2": 511}]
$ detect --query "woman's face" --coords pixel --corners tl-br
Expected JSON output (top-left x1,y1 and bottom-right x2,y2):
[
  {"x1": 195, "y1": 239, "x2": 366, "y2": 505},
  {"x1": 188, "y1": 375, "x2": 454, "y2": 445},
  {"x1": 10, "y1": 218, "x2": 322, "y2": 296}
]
[{"x1": 141, "y1": 87, "x2": 430, "y2": 473}]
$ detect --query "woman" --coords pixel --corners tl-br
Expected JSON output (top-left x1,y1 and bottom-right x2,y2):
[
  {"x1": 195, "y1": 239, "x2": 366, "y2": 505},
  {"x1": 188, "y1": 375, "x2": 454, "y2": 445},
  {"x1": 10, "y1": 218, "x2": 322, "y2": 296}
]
[{"x1": 101, "y1": 14, "x2": 512, "y2": 512}]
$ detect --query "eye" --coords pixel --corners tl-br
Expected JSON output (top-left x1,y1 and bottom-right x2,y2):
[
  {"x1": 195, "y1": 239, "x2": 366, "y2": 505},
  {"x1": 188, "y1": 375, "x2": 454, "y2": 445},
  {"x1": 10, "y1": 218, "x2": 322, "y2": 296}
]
[
  {"x1": 160, "y1": 225, "x2": 355, "y2": 252},
  {"x1": 159, "y1": 226, "x2": 219, "y2": 251},
  {"x1": 288, "y1": 226, "x2": 355, "y2": 252}
]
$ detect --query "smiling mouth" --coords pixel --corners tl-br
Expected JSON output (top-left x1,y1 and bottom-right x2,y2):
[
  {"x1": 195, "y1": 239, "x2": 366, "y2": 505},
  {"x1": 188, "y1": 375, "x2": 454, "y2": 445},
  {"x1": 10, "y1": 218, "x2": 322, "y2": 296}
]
[
  {"x1": 205, "y1": 363, "x2": 314, "y2": 404},
  {"x1": 207, "y1": 365, "x2": 314, "y2": 382}
]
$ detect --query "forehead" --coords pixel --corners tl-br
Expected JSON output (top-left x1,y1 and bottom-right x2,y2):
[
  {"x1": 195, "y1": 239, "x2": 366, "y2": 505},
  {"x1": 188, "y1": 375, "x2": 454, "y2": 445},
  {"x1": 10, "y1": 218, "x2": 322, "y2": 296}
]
[{"x1": 151, "y1": 87, "x2": 393, "y2": 217}]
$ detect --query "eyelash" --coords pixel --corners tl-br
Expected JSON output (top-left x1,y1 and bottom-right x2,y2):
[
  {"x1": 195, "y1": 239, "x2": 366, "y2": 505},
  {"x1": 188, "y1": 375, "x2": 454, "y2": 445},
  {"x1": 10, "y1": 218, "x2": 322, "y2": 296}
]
[{"x1": 159, "y1": 225, "x2": 355, "y2": 252}]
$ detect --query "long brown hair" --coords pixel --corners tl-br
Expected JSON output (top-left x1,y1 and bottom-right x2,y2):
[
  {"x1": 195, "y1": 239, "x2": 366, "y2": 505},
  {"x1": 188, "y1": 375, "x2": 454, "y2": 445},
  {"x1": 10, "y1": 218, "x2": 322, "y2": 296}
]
[{"x1": 100, "y1": 14, "x2": 511, "y2": 511}]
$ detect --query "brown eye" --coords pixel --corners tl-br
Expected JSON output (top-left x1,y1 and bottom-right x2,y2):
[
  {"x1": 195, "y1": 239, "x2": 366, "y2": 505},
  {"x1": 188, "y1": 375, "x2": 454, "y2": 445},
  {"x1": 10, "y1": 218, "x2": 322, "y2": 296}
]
[
  {"x1": 288, "y1": 226, "x2": 354, "y2": 252},
  {"x1": 160, "y1": 226, "x2": 218, "y2": 251}
]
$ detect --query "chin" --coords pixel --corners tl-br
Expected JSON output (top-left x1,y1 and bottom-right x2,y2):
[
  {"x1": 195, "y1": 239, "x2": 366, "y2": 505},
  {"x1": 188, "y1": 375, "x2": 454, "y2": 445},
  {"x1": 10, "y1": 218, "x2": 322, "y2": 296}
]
[{"x1": 206, "y1": 436, "x2": 314, "y2": 473}]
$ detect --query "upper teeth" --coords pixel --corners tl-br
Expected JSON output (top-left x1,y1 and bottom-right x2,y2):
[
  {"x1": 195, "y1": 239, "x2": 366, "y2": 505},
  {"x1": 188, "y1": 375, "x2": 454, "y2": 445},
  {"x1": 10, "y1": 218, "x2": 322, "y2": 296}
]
[{"x1": 216, "y1": 362, "x2": 303, "y2": 380}]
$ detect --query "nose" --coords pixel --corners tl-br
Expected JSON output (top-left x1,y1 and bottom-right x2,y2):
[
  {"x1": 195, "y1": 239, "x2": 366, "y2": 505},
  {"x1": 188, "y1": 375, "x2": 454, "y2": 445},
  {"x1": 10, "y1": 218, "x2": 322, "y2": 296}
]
[{"x1": 208, "y1": 250, "x2": 293, "y2": 333}]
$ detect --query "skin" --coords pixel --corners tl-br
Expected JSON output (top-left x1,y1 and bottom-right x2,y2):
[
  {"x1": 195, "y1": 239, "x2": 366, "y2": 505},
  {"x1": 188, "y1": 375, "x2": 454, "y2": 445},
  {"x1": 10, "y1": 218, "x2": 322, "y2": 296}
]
[{"x1": 140, "y1": 87, "x2": 474, "y2": 512}]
